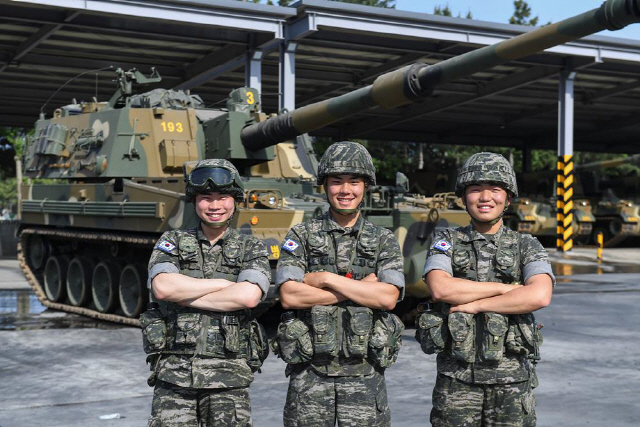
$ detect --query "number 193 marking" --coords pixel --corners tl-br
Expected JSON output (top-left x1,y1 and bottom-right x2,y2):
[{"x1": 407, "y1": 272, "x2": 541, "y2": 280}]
[{"x1": 160, "y1": 122, "x2": 184, "y2": 133}]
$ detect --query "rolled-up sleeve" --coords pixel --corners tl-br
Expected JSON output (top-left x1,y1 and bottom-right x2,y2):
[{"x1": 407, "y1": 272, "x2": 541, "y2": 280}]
[
  {"x1": 239, "y1": 236, "x2": 272, "y2": 300},
  {"x1": 376, "y1": 229, "x2": 406, "y2": 301},
  {"x1": 238, "y1": 269, "x2": 270, "y2": 300},
  {"x1": 147, "y1": 262, "x2": 179, "y2": 289},
  {"x1": 523, "y1": 261, "x2": 556, "y2": 285},
  {"x1": 275, "y1": 265, "x2": 305, "y2": 287},
  {"x1": 423, "y1": 229, "x2": 454, "y2": 278},
  {"x1": 148, "y1": 231, "x2": 180, "y2": 289},
  {"x1": 275, "y1": 227, "x2": 307, "y2": 289},
  {"x1": 423, "y1": 253, "x2": 453, "y2": 277},
  {"x1": 521, "y1": 235, "x2": 556, "y2": 286}
]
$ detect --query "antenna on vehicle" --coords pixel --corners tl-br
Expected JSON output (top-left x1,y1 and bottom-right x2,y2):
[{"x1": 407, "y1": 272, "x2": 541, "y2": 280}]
[{"x1": 40, "y1": 65, "x2": 114, "y2": 117}]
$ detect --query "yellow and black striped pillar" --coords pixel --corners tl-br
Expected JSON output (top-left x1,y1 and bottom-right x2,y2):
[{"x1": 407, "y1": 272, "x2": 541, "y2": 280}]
[{"x1": 556, "y1": 155, "x2": 574, "y2": 251}]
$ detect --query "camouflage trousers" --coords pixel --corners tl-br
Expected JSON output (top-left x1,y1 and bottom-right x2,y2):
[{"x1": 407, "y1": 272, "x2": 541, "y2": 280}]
[
  {"x1": 430, "y1": 374, "x2": 536, "y2": 427},
  {"x1": 283, "y1": 367, "x2": 390, "y2": 427},
  {"x1": 148, "y1": 380, "x2": 252, "y2": 427}
]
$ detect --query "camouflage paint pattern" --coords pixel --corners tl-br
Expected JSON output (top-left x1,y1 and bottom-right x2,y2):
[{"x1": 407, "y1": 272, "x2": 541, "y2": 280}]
[
  {"x1": 21, "y1": 0, "x2": 640, "y2": 322},
  {"x1": 18, "y1": 69, "x2": 317, "y2": 322}
]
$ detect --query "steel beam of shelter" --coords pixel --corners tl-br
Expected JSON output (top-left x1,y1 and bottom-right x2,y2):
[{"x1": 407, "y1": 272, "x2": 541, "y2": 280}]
[
  {"x1": 246, "y1": 49, "x2": 263, "y2": 109},
  {"x1": 557, "y1": 71, "x2": 577, "y2": 252},
  {"x1": 279, "y1": 41, "x2": 298, "y2": 112}
]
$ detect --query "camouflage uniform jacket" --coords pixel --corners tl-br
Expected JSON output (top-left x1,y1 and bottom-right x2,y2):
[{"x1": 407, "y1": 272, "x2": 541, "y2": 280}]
[
  {"x1": 147, "y1": 225, "x2": 271, "y2": 389},
  {"x1": 275, "y1": 211, "x2": 405, "y2": 377},
  {"x1": 423, "y1": 224, "x2": 555, "y2": 384}
]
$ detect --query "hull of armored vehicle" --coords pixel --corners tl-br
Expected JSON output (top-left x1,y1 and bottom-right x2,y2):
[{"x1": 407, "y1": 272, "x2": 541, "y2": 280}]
[{"x1": 18, "y1": 178, "x2": 306, "y2": 324}]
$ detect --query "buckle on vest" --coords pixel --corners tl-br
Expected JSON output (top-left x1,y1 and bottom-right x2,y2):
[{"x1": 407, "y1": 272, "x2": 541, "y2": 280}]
[{"x1": 222, "y1": 315, "x2": 239, "y2": 325}]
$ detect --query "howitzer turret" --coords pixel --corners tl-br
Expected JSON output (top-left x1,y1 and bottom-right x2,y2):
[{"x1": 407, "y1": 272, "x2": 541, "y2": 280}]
[{"x1": 17, "y1": 1, "x2": 640, "y2": 324}]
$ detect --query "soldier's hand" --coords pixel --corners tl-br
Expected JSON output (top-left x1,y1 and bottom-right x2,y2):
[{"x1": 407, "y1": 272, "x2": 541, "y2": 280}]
[
  {"x1": 303, "y1": 272, "x2": 329, "y2": 288},
  {"x1": 449, "y1": 301, "x2": 480, "y2": 314},
  {"x1": 361, "y1": 273, "x2": 378, "y2": 282}
]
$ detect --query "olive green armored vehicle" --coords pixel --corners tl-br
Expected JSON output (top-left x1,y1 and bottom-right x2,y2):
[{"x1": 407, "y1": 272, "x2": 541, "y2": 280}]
[
  {"x1": 18, "y1": 69, "x2": 320, "y2": 325},
  {"x1": 520, "y1": 154, "x2": 640, "y2": 246},
  {"x1": 18, "y1": 0, "x2": 640, "y2": 323}
]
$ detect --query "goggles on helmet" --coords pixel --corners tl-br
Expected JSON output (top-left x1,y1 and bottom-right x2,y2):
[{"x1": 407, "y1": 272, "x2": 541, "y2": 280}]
[{"x1": 188, "y1": 167, "x2": 236, "y2": 189}]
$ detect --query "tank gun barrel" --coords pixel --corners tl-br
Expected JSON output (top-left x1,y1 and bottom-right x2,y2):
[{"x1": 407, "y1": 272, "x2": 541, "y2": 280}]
[
  {"x1": 241, "y1": 0, "x2": 640, "y2": 150},
  {"x1": 576, "y1": 153, "x2": 640, "y2": 170}
]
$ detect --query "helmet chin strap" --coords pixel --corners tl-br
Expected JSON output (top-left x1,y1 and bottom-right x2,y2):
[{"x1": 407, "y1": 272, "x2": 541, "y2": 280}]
[{"x1": 330, "y1": 205, "x2": 360, "y2": 215}]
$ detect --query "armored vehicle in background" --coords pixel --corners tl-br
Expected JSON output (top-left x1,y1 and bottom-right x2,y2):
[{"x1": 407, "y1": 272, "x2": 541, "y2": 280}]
[
  {"x1": 503, "y1": 197, "x2": 595, "y2": 246},
  {"x1": 520, "y1": 154, "x2": 640, "y2": 246},
  {"x1": 18, "y1": 68, "x2": 320, "y2": 325},
  {"x1": 18, "y1": 0, "x2": 640, "y2": 323}
]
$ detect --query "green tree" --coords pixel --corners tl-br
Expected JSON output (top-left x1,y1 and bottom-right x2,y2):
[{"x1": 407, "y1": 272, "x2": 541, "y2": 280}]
[
  {"x1": 509, "y1": 0, "x2": 539, "y2": 26},
  {"x1": 433, "y1": 3, "x2": 472, "y2": 19},
  {"x1": 433, "y1": 4, "x2": 452, "y2": 16}
]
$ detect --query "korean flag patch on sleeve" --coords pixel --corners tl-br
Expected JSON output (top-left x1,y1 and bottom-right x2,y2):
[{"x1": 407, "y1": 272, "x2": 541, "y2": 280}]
[
  {"x1": 432, "y1": 239, "x2": 452, "y2": 253},
  {"x1": 282, "y1": 239, "x2": 299, "y2": 253},
  {"x1": 156, "y1": 240, "x2": 176, "y2": 253}
]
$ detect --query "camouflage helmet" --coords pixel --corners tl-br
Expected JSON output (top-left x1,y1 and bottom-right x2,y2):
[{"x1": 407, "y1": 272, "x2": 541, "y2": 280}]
[
  {"x1": 455, "y1": 152, "x2": 518, "y2": 197},
  {"x1": 185, "y1": 159, "x2": 245, "y2": 203},
  {"x1": 317, "y1": 141, "x2": 376, "y2": 185}
]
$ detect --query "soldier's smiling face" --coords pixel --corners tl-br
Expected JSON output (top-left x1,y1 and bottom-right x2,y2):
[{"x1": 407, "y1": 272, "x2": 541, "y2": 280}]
[
  {"x1": 195, "y1": 192, "x2": 235, "y2": 226},
  {"x1": 463, "y1": 183, "x2": 509, "y2": 222},
  {"x1": 325, "y1": 174, "x2": 366, "y2": 211}
]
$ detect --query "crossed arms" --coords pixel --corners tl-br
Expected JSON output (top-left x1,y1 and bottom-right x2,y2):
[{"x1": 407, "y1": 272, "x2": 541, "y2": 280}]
[
  {"x1": 279, "y1": 272, "x2": 400, "y2": 311},
  {"x1": 152, "y1": 273, "x2": 263, "y2": 312},
  {"x1": 425, "y1": 270, "x2": 552, "y2": 315}
]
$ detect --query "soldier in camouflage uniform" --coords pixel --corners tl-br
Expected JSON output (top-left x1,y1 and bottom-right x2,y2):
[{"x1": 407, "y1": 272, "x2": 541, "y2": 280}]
[
  {"x1": 142, "y1": 159, "x2": 271, "y2": 427},
  {"x1": 420, "y1": 152, "x2": 554, "y2": 426},
  {"x1": 274, "y1": 141, "x2": 406, "y2": 426}
]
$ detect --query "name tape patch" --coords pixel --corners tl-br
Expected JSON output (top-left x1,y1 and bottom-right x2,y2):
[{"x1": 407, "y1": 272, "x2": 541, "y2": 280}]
[
  {"x1": 282, "y1": 239, "x2": 299, "y2": 252},
  {"x1": 432, "y1": 239, "x2": 452, "y2": 252},
  {"x1": 156, "y1": 240, "x2": 176, "y2": 253}
]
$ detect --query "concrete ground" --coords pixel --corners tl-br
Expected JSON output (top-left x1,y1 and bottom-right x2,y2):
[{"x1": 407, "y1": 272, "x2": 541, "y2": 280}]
[{"x1": 1, "y1": 252, "x2": 640, "y2": 426}]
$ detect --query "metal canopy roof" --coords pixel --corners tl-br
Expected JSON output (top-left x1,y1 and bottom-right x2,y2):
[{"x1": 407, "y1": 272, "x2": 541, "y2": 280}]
[
  {"x1": 0, "y1": 0, "x2": 294, "y2": 126},
  {"x1": 2, "y1": 0, "x2": 640, "y2": 154}
]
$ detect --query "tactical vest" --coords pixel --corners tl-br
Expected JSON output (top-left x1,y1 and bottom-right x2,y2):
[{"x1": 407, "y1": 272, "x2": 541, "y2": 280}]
[
  {"x1": 305, "y1": 220, "x2": 380, "y2": 279},
  {"x1": 295, "y1": 219, "x2": 403, "y2": 374},
  {"x1": 451, "y1": 227, "x2": 522, "y2": 283},
  {"x1": 447, "y1": 227, "x2": 540, "y2": 365},
  {"x1": 272, "y1": 219, "x2": 404, "y2": 374},
  {"x1": 141, "y1": 229, "x2": 267, "y2": 371}
]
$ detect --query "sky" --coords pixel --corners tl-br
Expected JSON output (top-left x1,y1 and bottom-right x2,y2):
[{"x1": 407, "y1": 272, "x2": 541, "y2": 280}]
[{"x1": 395, "y1": 0, "x2": 640, "y2": 40}]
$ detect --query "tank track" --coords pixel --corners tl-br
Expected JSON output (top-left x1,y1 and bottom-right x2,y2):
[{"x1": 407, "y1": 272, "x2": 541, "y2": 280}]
[{"x1": 18, "y1": 227, "x2": 157, "y2": 326}]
